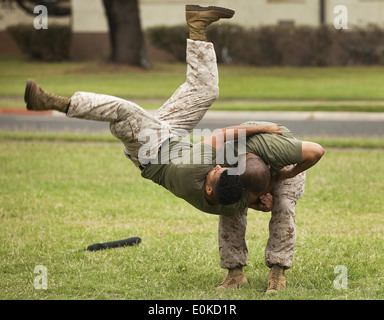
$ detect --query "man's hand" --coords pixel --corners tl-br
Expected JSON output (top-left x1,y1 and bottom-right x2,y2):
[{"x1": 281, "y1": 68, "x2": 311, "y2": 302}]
[
  {"x1": 260, "y1": 123, "x2": 283, "y2": 136},
  {"x1": 275, "y1": 166, "x2": 295, "y2": 181},
  {"x1": 259, "y1": 193, "x2": 273, "y2": 212},
  {"x1": 249, "y1": 193, "x2": 273, "y2": 212}
]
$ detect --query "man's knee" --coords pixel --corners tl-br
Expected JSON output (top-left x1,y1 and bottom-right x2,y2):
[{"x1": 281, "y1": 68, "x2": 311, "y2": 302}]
[{"x1": 206, "y1": 86, "x2": 219, "y2": 103}]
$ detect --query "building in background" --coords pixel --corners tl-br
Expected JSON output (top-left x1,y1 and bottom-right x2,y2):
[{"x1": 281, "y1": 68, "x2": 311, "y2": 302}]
[{"x1": 1, "y1": 0, "x2": 384, "y2": 59}]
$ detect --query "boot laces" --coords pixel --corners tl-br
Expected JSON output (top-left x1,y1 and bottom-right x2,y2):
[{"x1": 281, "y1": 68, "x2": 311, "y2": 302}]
[
  {"x1": 45, "y1": 90, "x2": 69, "y2": 106},
  {"x1": 219, "y1": 269, "x2": 242, "y2": 287},
  {"x1": 269, "y1": 267, "x2": 284, "y2": 290}
]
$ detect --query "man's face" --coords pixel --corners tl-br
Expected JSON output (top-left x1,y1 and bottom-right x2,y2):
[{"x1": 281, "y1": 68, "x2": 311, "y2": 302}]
[{"x1": 206, "y1": 165, "x2": 228, "y2": 188}]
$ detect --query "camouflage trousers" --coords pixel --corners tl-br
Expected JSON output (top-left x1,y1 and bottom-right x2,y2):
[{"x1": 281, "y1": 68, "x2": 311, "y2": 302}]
[
  {"x1": 67, "y1": 39, "x2": 219, "y2": 167},
  {"x1": 218, "y1": 168, "x2": 306, "y2": 269}
]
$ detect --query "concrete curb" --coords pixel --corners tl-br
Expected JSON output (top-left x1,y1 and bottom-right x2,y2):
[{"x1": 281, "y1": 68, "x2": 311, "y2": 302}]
[
  {"x1": 202, "y1": 111, "x2": 384, "y2": 122},
  {"x1": 0, "y1": 109, "x2": 53, "y2": 115},
  {"x1": 1, "y1": 108, "x2": 384, "y2": 121}
]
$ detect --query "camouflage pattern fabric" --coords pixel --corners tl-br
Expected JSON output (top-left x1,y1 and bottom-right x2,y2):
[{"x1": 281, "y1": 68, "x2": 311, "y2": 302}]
[
  {"x1": 218, "y1": 167, "x2": 306, "y2": 269},
  {"x1": 67, "y1": 39, "x2": 219, "y2": 168},
  {"x1": 265, "y1": 170, "x2": 306, "y2": 269}
]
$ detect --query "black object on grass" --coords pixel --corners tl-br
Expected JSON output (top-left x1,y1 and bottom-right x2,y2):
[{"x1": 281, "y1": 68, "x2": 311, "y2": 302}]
[{"x1": 85, "y1": 237, "x2": 142, "y2": 251}]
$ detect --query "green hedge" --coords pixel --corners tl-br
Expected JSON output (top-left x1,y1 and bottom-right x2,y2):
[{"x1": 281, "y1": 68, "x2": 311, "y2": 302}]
[
  {"x1": 7, "y1": 24, "x2": 71, "y2": 61},
  {"x1": 147, "y1": 24, "x2": 384, "y2": 66}
]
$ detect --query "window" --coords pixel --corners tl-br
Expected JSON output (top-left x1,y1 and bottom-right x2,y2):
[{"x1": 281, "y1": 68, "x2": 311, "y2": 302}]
[{"x1": 278, "y1": 20, "x2": 295, "y2": 26}]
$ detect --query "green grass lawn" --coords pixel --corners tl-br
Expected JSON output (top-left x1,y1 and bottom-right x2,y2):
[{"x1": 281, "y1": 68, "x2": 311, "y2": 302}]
[
  {"x1": 0, "y1": 140, "x2": 383, "y2": 300},
  {"x1": 2, "y1": 131, "x2": 384, "y2": 149},
  {"x1": 2, "y1": 56, "x2": 384, "y2": 112}
]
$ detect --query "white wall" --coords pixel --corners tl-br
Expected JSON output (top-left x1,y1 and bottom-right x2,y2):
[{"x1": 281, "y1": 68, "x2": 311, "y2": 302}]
[
  {"x1": 2, "y1": 0, "x2": 384, "y2": 32},
  {"x1": 230, "y1": 0, "x2": 319, "y2": 27},
  {"x1": 326, "y1": 0, "x2": 384, "y2": 27},
  {"x1": 0, "y1": 2, "x2": 69, "y2": 31},
  {"x1": 71, "y1": 0, "x2": 108, "y2": 32}
]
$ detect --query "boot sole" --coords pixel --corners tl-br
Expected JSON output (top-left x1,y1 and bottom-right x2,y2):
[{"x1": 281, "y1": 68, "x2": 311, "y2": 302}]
[
  {"x1": 186, "y1": 5, "x2": 235, "y2": 18},
  {"x1": 24, "y1": 79, "x2": 33, "y2": 110}
]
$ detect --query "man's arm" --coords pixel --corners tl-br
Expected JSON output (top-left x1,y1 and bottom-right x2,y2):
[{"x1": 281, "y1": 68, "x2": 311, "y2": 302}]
[
  {"x1": 274, "y1": 141, "x2": 325, "y2": 180},
  {"x1": 202, "y1": 123, "x2": 282, "y2": 150},
  {"x1": 246, "y1": 141, "x2": 324, "y2": 210}
]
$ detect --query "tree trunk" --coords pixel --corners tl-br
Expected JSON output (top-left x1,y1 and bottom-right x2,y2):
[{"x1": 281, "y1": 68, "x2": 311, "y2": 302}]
[{"x1": 103, "y1": 0, "x2": 149, "y2": 67}]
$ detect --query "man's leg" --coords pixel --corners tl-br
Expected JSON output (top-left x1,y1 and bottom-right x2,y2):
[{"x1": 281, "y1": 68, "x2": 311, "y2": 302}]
[
  {"x1": 24, "y1": 79, "x2": 70, "y2": 113},
  {"x1": 216, "y1": 208, "x2": 249, "y2": 290},
  {"x1": 216, "y1": 170, "x2": 306, "y2": 291},
  {"x1": 24, "y1": 79, "x2": 166, "y2": 168},
  {"x1": 154, "y1": 5, "x2": 234, "y2": 136},
  {"x1": 265, "y1": 170, "x2": 306, "y2": 294},
  {"x1": 24, "y1": 5, "x2": 234, "y2": 168},
  {"x1": 154, "y1": 39, "x2": 218, "y2": 138}
]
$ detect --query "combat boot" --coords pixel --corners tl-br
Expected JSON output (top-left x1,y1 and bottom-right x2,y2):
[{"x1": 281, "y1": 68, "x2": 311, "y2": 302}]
[
  {"x1": 266, "y1": 265, "x2": 286, "y2": 294},
  {"x1": 216, "y1": 267, "x2": 248, "y2": 290},
  {"x1": 186, "y1": 5, "x2": 235, "y2": 41},
  {"x1": 24, "y1": 79, "x2": 70, "y2": 113}
]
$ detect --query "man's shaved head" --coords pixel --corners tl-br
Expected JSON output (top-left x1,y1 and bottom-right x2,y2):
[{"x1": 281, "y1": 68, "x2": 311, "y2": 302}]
[{"x1": 240, "y1": 155, "x2": 271, "y2": 193}]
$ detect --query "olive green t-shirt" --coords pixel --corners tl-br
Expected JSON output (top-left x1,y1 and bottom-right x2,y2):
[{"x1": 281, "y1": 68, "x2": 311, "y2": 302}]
[
  {"x1": 222, "y1": 121, "x2": 302, "y2": 175},
  {"x1": 141, "y1": 139, "x2": 249, "y2": 215}
]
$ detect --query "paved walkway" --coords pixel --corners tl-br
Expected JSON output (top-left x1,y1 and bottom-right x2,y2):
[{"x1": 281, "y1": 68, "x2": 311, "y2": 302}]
[{"x1": 1, "y1": 108, "x2": 384, "y2": 138}]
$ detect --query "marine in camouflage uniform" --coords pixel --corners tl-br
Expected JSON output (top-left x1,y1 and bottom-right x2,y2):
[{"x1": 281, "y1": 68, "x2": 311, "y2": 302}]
[
  {"x1": 24, "y1": 6, "x2": 277, "y2": 217},
  {"x1": 24, "y1": 5, "x2": 286, "y2": 219},
  {"x1": 217, "y1": 122, "x2": 308, "y2": 293},
  {"x1": 218, "y1": 169, "x2": 306, "y2": 276}
]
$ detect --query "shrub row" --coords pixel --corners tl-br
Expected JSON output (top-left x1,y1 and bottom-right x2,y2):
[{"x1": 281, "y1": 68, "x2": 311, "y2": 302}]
[
  {"x1": 7, "y1": 24, "x2": 71, "y2": 61},
  {"x1": 7, "y1": 23, "x2": 384, "y2": 66},
  {"x1": 147, "y1": 24, "x2": 384, "y2": 66}
]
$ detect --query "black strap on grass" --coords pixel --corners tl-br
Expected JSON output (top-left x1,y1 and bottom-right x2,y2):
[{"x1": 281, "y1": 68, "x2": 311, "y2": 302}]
[{"x1": 85, "y1": 237, "x2": 141, "y2": 251}]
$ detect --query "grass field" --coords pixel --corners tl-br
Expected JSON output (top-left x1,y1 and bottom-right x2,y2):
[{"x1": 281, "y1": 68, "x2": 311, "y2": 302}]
[
  {"x1": 1, "y1": 55, "x2": 383, "y2": 301},
  {"x1": 1, "y1": 140, "x2": 383, "y2": 300},
  {"x1": 2, "y1": 56, "x2": 384, "y2": 112},
  {"x1": 1, "y1": 131, "x2": 384, "y2": 149}
]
